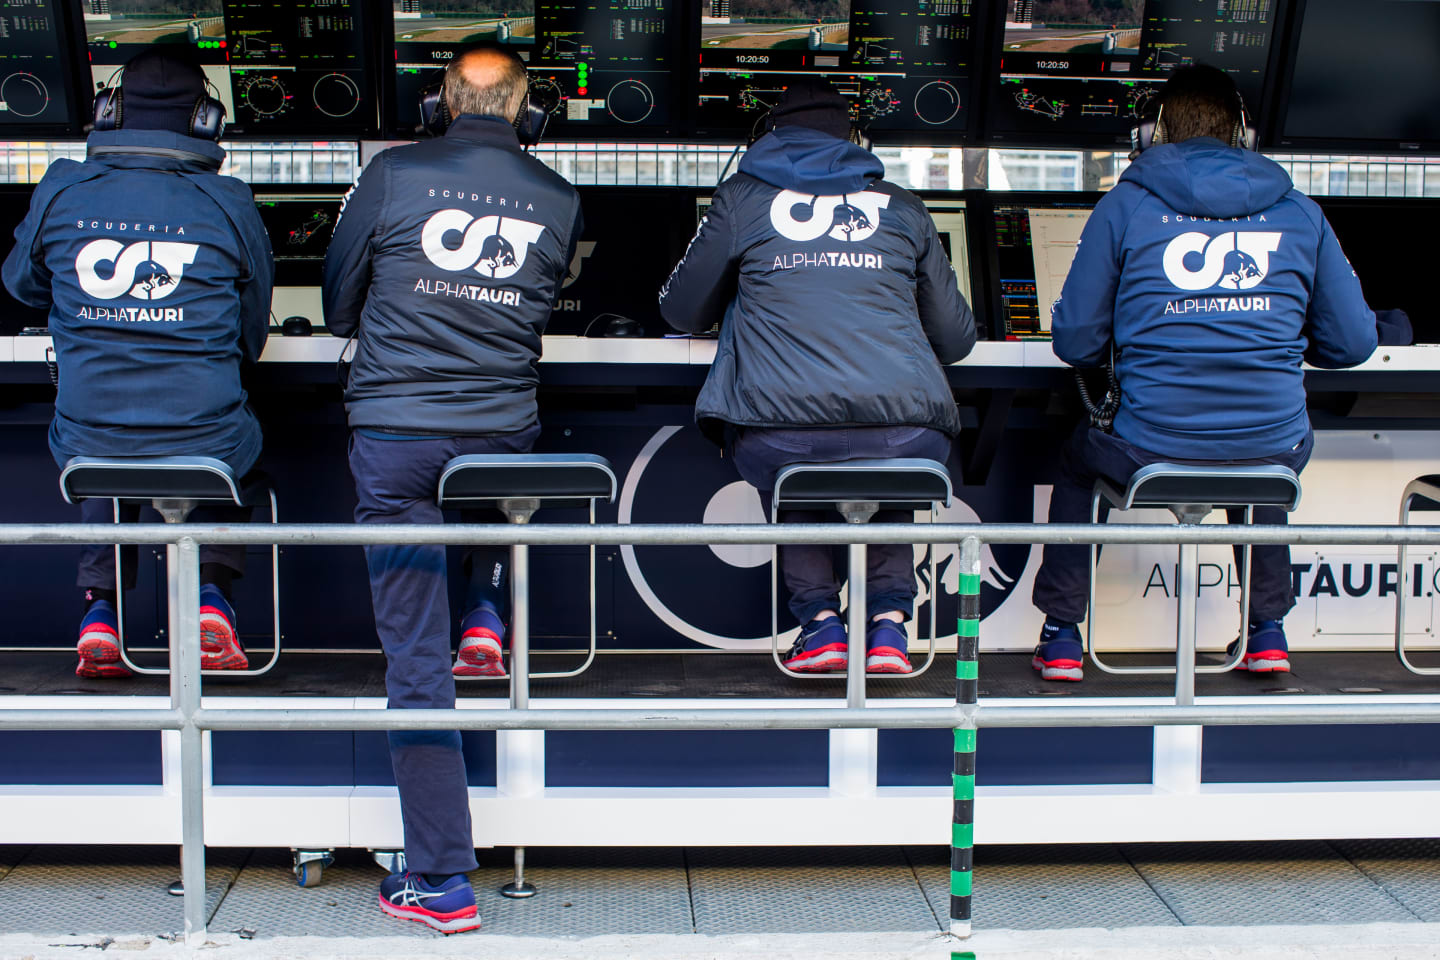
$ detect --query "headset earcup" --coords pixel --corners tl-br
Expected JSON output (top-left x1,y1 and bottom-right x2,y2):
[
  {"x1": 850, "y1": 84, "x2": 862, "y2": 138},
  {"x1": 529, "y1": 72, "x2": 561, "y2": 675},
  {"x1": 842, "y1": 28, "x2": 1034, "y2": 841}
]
[
  {"x1": 191, "y1": 95, "x2": 225, "y2": 141},
  {"x1": 515, "y1": 93, "x2": 549, "y2": 146},
  {"x1": 418, "y1": 83, "x2": 446, "y2": 136},
  {"x1": 93, "y1": 87, "x2": 121, "y2": 131}
]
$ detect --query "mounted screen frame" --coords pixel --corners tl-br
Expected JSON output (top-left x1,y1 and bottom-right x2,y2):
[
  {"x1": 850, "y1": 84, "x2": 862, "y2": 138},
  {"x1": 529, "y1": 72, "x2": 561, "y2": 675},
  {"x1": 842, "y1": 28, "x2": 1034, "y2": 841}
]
[{"x1": 0, "y1": 0, "x2": 90, "y2": 139}]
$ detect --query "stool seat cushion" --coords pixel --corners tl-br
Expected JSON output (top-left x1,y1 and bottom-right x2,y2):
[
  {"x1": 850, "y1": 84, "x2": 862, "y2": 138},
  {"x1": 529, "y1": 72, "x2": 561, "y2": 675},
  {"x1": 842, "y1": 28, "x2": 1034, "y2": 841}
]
[
  {"x1": 1100, "y1": 463, "x2": 1302, "y2": 512},
  {"x1": 438, "y1": 454, "x2": 616, "y2": 509},
  {"x1": 773, "y1": 458, "x2": 952, "y2": 511},
  {"x1": 60, "y1": 456, "x2": 248, "y2": 505}
]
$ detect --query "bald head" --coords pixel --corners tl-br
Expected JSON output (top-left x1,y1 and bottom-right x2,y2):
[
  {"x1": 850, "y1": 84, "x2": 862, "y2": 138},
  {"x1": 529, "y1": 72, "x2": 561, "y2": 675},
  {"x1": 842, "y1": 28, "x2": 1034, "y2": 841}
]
[{"x1": 443, "y1": 47, "x2": 528, "y2": 124}]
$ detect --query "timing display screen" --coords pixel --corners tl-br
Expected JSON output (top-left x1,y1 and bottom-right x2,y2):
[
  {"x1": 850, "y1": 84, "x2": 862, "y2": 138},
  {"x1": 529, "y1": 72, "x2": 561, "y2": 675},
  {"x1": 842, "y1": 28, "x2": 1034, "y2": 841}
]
[
  {"x1": 0, "y1": 0, "x2": 80, "y2": 132},
  {"x1": 696, "y1": 0, "x2": 978, "y2": 140},
  {"x1": 390, "y1": 1, "x2": 681, "y2": 136},
  {"x1": 989, "y1": 0, "x2": 1281, "y2": 145},
  {"x1": 1279, "y1": 0, "x2": 1440, "y2": 149},
  {"x1": 85, "y1": 0, "x2": 375, "y2": 137},
  {"x1": 253, "y1": 191, "x2": 342, "y2": 285}
]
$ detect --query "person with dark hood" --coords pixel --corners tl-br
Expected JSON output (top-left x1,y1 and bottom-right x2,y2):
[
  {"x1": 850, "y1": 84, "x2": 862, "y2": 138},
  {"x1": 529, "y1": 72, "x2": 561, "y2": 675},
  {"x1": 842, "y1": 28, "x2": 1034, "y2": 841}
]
[
  {"x1": 2, "y1": 50, "x2": 273, "y2": 679},
  {"x1": 1028, "y1": 64, "x2": 1376, "y2": 682},
  {"x1": 658, "y1": 79, "x2": 975, "y2": 675}
]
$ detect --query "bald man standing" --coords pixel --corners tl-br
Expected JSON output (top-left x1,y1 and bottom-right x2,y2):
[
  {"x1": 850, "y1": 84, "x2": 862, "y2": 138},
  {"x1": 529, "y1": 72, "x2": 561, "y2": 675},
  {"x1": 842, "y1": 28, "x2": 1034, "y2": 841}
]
[{"x1": 322, "y1": 46, "x2": 581, "y2": 932}]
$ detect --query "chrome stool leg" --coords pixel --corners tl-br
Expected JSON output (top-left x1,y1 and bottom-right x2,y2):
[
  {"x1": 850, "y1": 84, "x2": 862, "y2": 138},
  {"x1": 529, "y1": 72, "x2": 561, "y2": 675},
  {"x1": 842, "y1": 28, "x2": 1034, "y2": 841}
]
[{"x1": 500, "y1": 847, "x2": 537, "y2": 899}]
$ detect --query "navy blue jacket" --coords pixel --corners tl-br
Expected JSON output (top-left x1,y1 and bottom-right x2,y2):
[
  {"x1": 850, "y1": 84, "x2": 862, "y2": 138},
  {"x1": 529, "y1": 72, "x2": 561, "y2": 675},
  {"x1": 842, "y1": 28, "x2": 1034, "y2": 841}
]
[
  {"x1": 2, "y1": 129, "x2": 272, "y2": 473},
  {"x1": 323, "y1": 115, "x2": 582, "y2": 436},
  {"x1": 659, "y1": 126, "x2": 974, "y2": 444},
  {"x1": 1053, "y1": 138, "x2": 1376, "y2": 459}
]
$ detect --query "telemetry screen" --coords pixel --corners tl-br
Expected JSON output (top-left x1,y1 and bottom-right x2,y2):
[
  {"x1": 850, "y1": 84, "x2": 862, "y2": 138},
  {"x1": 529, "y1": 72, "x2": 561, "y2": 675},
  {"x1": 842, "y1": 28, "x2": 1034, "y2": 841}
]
[
  {"x1": 989, "y1": 0, "x2": 1282, "y2": 146},
  {"x1": 390, "y1": 1, "x2": 682, "y2": 137},
  {"x1": 253, "y1": 192, "x2": 342, "y2": 285},
  {"x1": 695, "y1": 0, "x2": 979, "y2": 141},
  {"x1": 86, "y1": 0, "x2": 375, "y2": 137},
  {"x1": 992, "y1": 202, "x2": 1092, "y2": 338},
  {"x1": 0, "y1": 0, "x2": 81, "y2": 133}
]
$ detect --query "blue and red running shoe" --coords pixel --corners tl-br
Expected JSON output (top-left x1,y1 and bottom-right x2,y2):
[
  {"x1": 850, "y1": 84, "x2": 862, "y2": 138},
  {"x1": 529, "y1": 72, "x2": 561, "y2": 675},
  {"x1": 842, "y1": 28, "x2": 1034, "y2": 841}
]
[
  {"x1": 1031, "y1": 619, "x2": 1084, "y2": 682},
  {"x1": 453, "y1": 601, "x2": 506, "y2": 678},
  {"x1": 1227, "y1": 619, "x2": 1291, "y2": 673},
  {"x1": 77, "y1": 600, "x2": 131, "y2": 679},
  {"x1": 865, "y1": 619, "x2": 913, "y2": 674},
  {"x1": 783, "y1": 615, "x2": 848, "y2": 673},
  {"x1": 378, "y1": 871, "x2": 481, "y2": 934},
  {"x1": 199, "y1": 584, "x2": 248, "y2": 671}
]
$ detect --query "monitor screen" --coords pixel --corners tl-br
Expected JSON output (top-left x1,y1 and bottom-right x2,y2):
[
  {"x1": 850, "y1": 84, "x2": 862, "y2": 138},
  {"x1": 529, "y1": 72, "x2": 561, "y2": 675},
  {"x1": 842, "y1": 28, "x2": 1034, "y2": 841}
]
[
  {"x1": 0, "y1": 0, "x2": 83, "y2": 135},
  {"x1": 1278, "y1": 0, "x2": 1440, "y2": 150},
  {"x1": 989, "y1": 0, "x2": 1283, "y2": 147},
  {"x1": 1316, "y1": 198, "x2": 1432, "y2": 343},
  {"x1": 991, "y1": 201, "x2": 1092, "y2": 338},
  {"x1": 389, "y1": 1, "x2": 683, "y2": 137},
  {"x1": 85, "y1": 0, "x2": 376, "y2": 137},
  {"x1": 0, "y1": 188, "x2": 51, "y2": 333},
  {"x1": 695, "y1": 0, "x2": 980, "y2": 142},
  {"x1": 252, "y1": 191, "x2": 344, "y2": 286}
]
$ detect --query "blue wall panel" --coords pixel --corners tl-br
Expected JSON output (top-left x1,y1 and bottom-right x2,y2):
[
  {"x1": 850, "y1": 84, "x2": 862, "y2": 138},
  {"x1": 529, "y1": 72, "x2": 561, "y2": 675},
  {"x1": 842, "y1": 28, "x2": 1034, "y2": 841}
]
[
  {"x1": 547, "y1": 730, "x2": 829, "y2": 787},
  {"x1": 879, "y1": 727, "x2": 1154, "y2": 786}
]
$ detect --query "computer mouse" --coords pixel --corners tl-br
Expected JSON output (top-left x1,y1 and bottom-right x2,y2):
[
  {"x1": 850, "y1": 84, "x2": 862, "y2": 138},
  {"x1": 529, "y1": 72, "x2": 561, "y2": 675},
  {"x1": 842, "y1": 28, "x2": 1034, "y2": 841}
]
[
  {"x1": 604, "y1": 316, "x2": 644, "y2": 338},
  {"x1": 281, "y1": 316, "x2": 313, "y2": 337}
]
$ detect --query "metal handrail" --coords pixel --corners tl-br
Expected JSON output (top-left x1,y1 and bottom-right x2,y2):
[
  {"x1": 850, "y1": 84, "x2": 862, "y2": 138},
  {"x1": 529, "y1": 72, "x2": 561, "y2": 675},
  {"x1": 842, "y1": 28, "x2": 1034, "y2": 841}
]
[{"x1": 3, "y1": 520, "x2": 1440, "y2": 945}]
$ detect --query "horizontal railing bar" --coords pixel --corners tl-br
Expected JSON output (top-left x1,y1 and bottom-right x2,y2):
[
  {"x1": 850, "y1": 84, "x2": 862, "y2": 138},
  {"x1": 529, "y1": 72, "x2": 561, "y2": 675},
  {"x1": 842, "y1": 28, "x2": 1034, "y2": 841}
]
[
  {"x1": 0, "y1": 709, "x2": 182, "y2": 730},
  {"x1": 0, "y1": 522, "x2": 1438, "y2": 548}
]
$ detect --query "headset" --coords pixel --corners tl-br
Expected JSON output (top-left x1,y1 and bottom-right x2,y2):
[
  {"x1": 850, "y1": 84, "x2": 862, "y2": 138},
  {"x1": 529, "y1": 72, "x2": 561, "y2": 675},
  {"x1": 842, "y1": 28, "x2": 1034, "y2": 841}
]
[
  {"x1": 749, "y1": 103, "x2": 872, "y2": 151},
  {"x1": 1129, "y1": 91, "x2": 1257, "y2": 160},
  {"x1": 418, "y1": 72, "x2": 560, "y2": 146},
  {"x1": 91, "y1": 65, "x2": 227, "y2": 141}
]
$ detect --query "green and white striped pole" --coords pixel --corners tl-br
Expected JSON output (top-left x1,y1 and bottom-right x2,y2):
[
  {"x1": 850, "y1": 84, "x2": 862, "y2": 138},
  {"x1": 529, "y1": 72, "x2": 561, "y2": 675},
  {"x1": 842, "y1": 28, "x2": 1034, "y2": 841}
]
[{"x1": 951, "y1": 535, "x2": 980, "y2": 940}]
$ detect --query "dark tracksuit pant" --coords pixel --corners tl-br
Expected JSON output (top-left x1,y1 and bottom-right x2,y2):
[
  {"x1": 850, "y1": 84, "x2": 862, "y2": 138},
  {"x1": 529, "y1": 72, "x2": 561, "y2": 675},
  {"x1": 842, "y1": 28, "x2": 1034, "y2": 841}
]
[
  {"x1": 728, "y1": 425, "x2": 953, "y2": 625},
  {"x1": 76, "y1": 493, "x2": 251, "y2": 590},
  {"x1": 1032, "y1": 423, "x2": 1315, "y2": 624},
  {"x1": 347, "y1": 424, "x2": 539, "y2": 877}
]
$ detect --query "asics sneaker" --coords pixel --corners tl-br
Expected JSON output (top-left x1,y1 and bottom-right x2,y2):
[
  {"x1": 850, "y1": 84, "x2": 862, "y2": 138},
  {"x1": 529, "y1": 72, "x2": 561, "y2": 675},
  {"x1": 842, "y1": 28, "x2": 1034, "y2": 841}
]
[
  {"x1": 783, "y1": 615, "x2": 848, "y2": 673},
  {"x1": 1227, "y1": 619, "x2": 1291, "y2": 673},
  {"x1": 76, "y1": 600, "x2": 131, "y2": 679},
  {"x1": 378, "y1": 871, "x2": 481, "y2": 934},
  {"x1": 199, "y1": 584, "x2": 248, "y2": 671},
  {"x1": 865, "y1": 618, "x2": 913, "y2": 674},
  {"x1": 453, "y1": 601, "x2": 506, "y2": 678},
  {"x1": 1031, "y1": 619, "x2": 1084, "y2": 682}
]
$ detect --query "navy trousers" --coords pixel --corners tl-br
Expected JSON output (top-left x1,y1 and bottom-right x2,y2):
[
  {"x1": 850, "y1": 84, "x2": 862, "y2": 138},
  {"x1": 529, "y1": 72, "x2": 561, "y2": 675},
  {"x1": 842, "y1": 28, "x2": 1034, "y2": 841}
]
[
  {"x1": 728, "y1": 425, "x2": 953, "y2": 625},
  {"x1": 1031, "y1": 423, "x2": 1315, "y2": 624},
  {"x1": 76, "y1": 494, "x2": 251, "y2": 591},
  {"x1": 348, "y1": 424, "x2": 539, "y2": 876}
]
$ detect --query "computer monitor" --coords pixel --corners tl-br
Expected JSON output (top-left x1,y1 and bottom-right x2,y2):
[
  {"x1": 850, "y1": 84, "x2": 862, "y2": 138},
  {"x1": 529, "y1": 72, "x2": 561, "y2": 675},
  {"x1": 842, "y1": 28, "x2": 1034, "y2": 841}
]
[
  {"x1": 85, "y1": 0, "x2": 377, "y2": 138},
  {"x1": 388, "y1": 1, "x2": 685, "y2": 138},
  {"x1": 252, "y1": 191, "x2": 346, "y2": 287},
  {"x1": 1276, "y1": 0, "x2": 1440, "y2": 152},
  {"x1": 0, "y1": 0, "x2": 85, "y2": 137},
  {"x1": 988, "y1": 198, "x2": 1094, "y2": 339},
  {"x1": 695, "y1": 0, "x2": 983, "y2": 143},
  {"x1": 987, "y1": 0, "x2": 1288, "y2": 148},
  {"x1": 1316, "y1": 197, "x2": 1434, "y2": 343},
  {"x1": 0, "y1": 188, "x2": 51, "y2": 334}
]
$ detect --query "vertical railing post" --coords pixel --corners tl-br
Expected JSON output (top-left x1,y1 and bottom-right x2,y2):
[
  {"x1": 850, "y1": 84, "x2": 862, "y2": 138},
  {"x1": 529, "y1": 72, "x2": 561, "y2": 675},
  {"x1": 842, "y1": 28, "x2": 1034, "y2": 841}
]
[
  {"x1": 950, "y1": 536, "x2": 980, "y2": 939},
  {"x1": 173, "y1": 535, "x2": 206, "y2": 944}
]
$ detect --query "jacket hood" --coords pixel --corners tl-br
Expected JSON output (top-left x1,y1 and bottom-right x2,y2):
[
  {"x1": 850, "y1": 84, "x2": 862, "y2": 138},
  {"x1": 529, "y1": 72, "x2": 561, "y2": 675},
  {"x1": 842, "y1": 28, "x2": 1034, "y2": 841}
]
[
  {"x1": 1120, "y1": 138, "x2": 1292, "y2": 219},
  {"x1": 738, "y1": 126, "x2": 884, "y2": 195},
  {"x1": 85, "y1": 128, "x2": 225, "y2": 173}
]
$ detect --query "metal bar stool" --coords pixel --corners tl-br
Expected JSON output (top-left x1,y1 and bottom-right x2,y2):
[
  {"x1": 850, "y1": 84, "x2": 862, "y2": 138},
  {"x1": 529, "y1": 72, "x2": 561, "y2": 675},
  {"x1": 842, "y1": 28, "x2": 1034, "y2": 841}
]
[
  {"x1": 1395, "y1": 475, "x2": 1440, "y2": 675},
  {"x1": 58, "y1": 456, "x2": 281, "y2": 678},
  {"x1": 436, "y1": 454, "x2": 617, "y2": 685},
  {"x1": 1087, "y1": 463, "x2": 1302, "y2": 700},
  {"x1": 769, "y1": 458, "x2": 953, "y2": 702}
]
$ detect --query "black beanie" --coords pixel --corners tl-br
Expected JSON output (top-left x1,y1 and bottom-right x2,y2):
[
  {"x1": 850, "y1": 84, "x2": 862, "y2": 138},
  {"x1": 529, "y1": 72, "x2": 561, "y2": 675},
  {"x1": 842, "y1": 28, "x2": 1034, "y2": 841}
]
[
  {"x1": 770, "y1": 78, "x2": 851, "y2": 140},
  {"x1": 113, "y1": 50, "x2": 209, "y2": 137}
]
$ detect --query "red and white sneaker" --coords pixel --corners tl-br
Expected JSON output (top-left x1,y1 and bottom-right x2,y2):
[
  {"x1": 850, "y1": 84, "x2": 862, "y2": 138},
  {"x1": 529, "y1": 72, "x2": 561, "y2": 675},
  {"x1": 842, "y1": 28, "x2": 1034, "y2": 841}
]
[
  {"x1": 1228, "y1": 619, "x2": 1291, "y2": 673},
  {"x1": 76, "y1": 600, "x2": 131, "y2": 678},
  {"x1": 453, "y1": 602, "x2": 506, "y2": 678},
  {"x1": 199, "y1": 585, "x2": 248, "y2": 671},
  {"x1": 865, "y1": 619, "x2": 913, "y2": 674},
  {"x1": 783, "y1": 616, "x2": 848, "y2": 673}
]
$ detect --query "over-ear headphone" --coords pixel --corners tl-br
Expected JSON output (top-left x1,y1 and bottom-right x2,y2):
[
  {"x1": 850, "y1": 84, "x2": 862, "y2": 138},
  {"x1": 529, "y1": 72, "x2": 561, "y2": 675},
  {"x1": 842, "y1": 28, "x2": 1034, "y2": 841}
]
[
  {"x1": 418, "y1": 72, "x2": 559, "y2": 146},
  {"x1": 1129, "y1": 91, "x2": 1257, "y2": 159},
  {"x1": 748, "y1": 105, "x2": 872, "y2": 151},
  {"x1": 92, "y1": 66, "x2": 227, "y2": 141}
]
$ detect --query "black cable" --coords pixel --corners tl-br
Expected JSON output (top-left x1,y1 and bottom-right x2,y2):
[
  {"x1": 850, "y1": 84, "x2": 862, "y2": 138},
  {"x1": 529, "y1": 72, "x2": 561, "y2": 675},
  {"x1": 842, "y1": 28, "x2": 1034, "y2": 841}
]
[
  {"x1": 716, "y1": 143, "x2": 742, "y2": 186},
  {"x1": 1074, "y1": 349, "x2": 1120, "y2": 433}
]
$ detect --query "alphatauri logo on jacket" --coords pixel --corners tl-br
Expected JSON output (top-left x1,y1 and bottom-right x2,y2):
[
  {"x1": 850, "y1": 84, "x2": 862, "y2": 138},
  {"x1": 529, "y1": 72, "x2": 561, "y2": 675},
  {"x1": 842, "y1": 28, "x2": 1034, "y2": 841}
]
[
  {"x1": 421, "y1": 208, "x2": 546, "y2": 280},
  {"x1": 75, "y1": 239, "x2": 198, "y2": 300},
  {"x1": 768, "y1": 190, "x2": 890, "y2": 243},
  {"x1": 1162, "y1": 231, "x2": 1282, "y2": 292}
]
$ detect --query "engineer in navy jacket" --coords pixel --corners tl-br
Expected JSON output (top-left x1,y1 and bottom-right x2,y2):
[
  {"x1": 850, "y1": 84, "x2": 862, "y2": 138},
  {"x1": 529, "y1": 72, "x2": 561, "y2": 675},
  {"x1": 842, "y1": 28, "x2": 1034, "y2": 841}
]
[
  {"x1": 1, "y1": 51, "x2": 273, "y2": 679},
  {"x1": 659, "y1": 80, "x2": 975, "y2": 677},
  {"x1": 1029, "y1": 65, "x2": 1377, "y2": 683}
]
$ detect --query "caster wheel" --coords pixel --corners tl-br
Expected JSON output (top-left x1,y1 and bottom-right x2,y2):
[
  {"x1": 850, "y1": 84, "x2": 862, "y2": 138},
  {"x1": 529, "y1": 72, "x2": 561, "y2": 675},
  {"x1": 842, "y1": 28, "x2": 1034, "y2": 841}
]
[{"x1": 295, "y1": 862, "x2": 323, "y2": 888}]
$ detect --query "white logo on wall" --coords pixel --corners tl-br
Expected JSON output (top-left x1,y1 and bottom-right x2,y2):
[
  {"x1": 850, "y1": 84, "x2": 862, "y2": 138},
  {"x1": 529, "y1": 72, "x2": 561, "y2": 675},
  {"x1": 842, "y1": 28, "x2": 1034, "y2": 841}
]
[
  {"x1": 563, "y1": 240, "x2": 596, "y2": 290},
  {"x1": 421, "y1": 209, "x2": 546, "y2": 280},
  {"x1": 1162, "y1": 231, "x2": 1282, "y2": 292},
  {"x1": 75, "y1": 240, "x2": 198, "y2": 300},
  {"x1": 769, "y1": 190, "x2": 890, "y2": 243}
]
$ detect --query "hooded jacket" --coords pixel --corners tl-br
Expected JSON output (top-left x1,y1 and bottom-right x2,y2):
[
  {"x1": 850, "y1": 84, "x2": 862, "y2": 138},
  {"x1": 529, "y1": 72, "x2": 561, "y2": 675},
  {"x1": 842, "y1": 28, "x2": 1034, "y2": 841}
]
[
  {"x1": 2, "y1": 128, "x2": 272, "y2": 474},
  {"x1": 659, "y1": 126, "x2": 974, "y2": 443},
  {"x1": 322, "y1": 115, "x2": 582, "y2": 436},
  {"x1": 1053, "y1": 137, "x2": 1376, "y2": 460}
]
